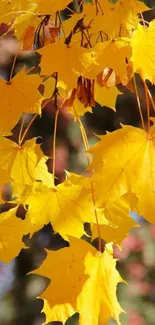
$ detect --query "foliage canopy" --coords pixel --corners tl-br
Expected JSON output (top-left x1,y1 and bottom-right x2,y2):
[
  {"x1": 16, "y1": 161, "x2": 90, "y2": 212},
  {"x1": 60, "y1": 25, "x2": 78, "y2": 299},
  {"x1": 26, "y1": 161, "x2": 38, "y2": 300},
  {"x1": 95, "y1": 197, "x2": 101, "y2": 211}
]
[{"x1": 0, "y1": 0, "x2": 154, "y2": 324}]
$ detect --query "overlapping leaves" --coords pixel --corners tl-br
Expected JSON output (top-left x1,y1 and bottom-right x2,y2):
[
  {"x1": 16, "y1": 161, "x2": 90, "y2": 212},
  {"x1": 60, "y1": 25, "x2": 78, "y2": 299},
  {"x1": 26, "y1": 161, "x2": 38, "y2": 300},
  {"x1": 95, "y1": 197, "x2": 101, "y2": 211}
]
[{"x1": 0, "y1": 0, "x2": 154, "y2": 324}]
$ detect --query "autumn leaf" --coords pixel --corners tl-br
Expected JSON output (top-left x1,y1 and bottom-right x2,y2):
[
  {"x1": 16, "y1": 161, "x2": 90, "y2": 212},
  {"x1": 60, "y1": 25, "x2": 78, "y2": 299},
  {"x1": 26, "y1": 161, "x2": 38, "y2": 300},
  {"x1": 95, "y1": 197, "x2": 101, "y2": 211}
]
[
  {"x1": 42, "y1": 76, "x2": 55, "y2": 99},
  {"x1": 23, "y1": 178, "x2": 103, "y2": 238},
  {"x1": 0, "y1": 70, "x2": 43, "y2": 132},
  {"x1": 32, "y1": 237, "x2": 95, "y2": 323},
  {"x1": 131, "y1": 20, "x2": 155, "y2": 83},
  {"x1": 94, "y1": 82, "x2": 122, "y2": 111},
  {"x1": 62, "y1": 12, "x2": 84, "y2": 38},
  {"x1": 87, "y1": 0, "x2": 149, "y2": 39},
  {"x1": 11, "y1": 2, "x2": 39, "y2": 40},
  {"x1": 77, "y1": 243, "x2": 124, "y2": 325},
  {"x1": 89, "y1": 122, "x2": 155, "y2": 224},
  {"x1": 31, "y1": 237, "x2": 124, "y2": 325},
  {"x1": 36, "y1": 0, "x2": 71, "y2": 15},
  {"x1": 0, "y1": 137, "x2": 53, "y2": 192},
  {"x1": 0, "y1": 0, "x2": 154, "y2": 322},
  {"x1": 91, "y1": 196, "x2": 138, "y2": 245},
  {"x1": 65, "y1": 172, "x2": 135, "y2": 245},
  {"x1": 0, "y1": 0, "x2": 36, "y2": 25},
  {"x1": 67, "y1": 172, "x2": 137, "y2": 245},
  {"x1": 59, "y1": 82, "x2": 93, "y2": 118},
  {"x1": 37, "y1": 40, "x2": 91, "y2": 90},
  {"x1": 68, "y1": 98, "x2": 92, "y2": 119},
  {"x1": 82, "y1": 38, "x2": 132, "y2": 81},
  {"x1": 0, "y1": 207, "x2": 26, "y2": 263}
]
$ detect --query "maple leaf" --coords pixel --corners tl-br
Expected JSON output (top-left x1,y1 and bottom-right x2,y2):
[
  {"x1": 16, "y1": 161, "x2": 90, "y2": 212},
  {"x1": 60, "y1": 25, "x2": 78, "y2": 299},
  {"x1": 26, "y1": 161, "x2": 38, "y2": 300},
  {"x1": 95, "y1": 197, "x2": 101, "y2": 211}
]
[
  {"x1": 77, "y1": 243, "x2": 124, "y2": 325},
  {"x1": 23, "y1": 178, "x2": 100, "y2": 238},
  {"x1": 94, "y1": 82, "x2": 122, "y2": 111},
  {"x1": 36, "y1": 0, "x2": 71, "y2": 15},
  {"x1": 0, "y1": 207, "x2": 26, "y2": 263},
  {"x1": 37, "y1": 40, "x2": 90, "y2": 90},
  {"x1": 32, "y1": 237, "x2": 95, "y2": 323},
  {"x1": 42, "y1": 76, "x2": 55, "y2": 99},
  {"x1": 69, "y1": 99, "x2": 92, "y2": 119},
  {"x1": 0, "y1": 0, "x2": 34, "y2": 24},
  {"x1": 89, "y1": 0, "x2": 149, "y2": 39},
  {"x1": 0, "y1": 70, "x2": 42, "y2": 133},
  {"x1": 89, "y1": 122, "x2": 155, "y2": 224},
  {"x1": 0, "y1": 0, "x2": 153, "y2": 321},
  {"x1": 62, "y1": 12, "x2": 84, "y2": 38},
  {"x1": 67, "y1": 172, "x2": 137, "y2": 245},
  {"x1": 65, "y1": 172, "x2": 135, "y2": 245},
  {"x1": 0, "y1": 137, "x2": 53, "y2": 192},
  {"x1": 59, "y1": 81, "x2": 93, "y2": 118},
  {"x1": 31, "y1": 237, "x2": 124, "y2": 325},
  {"x1": 82, "y1": 38, "x2": 132, "y2": 81},
  {"x1": 83, "y1": 0, "x2": 111, "y2": 43},
  {"x1": 131, "y1": 20, "x2": 155, "y2": 83},
  {"x1": 67, "y1": 172, "x2": 138, "y2": 245},
  {"x1": 12, "y1": 3, "x2": 40, "y2": 40},
  {"x1": 91, "y1": 196, "x2": 138, "y2": 246}
]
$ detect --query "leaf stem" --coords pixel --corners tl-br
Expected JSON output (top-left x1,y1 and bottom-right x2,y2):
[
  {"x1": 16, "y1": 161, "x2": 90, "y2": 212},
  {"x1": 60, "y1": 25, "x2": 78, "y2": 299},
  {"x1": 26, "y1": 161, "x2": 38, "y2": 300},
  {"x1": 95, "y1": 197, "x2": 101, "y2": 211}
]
[
  {"x1": 143, "y1": 80, "x2": 151, "y2": 136},
  {"x1": 73, "y1": 106, "x2": 102, "y2": 253},
  {"x1": 133, "y1": 74, "x2": 145, "y2": 131},
  {"x1": 19, "y1": 113, "x2": 38, "y2": 145},
  {"x1": 146, "y1": 86, "x2": 155, "y2": 113},
  {"x1": 9, "y1": 43, "x2": 21, "y2": 81},
  {"x1": 18, "y1": 97, "x2": 54, "y2": 145},
  {"x1": 52, "y1": 108, "x2": 59, "y2": 177},
  {"x1": 18, "y1": 113, "x2": 26, "y2": 145}
]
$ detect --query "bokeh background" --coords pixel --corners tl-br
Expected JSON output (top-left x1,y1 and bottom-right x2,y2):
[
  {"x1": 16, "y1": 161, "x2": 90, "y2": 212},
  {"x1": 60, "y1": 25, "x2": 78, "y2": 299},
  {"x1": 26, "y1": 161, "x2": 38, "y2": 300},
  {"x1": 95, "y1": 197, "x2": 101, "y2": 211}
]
[{"x1": 0, "y1": 1, "x2": 155, "y2": 324}]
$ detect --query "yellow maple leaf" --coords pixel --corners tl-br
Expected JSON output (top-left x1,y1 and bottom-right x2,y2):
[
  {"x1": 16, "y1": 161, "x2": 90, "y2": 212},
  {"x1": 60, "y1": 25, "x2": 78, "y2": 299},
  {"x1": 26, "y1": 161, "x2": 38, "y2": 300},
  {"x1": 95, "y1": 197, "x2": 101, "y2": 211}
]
[
  {"x1": 42, "y1": 76, "x2": 55, "y2": 99},
  {"x1": 0, "y1": 207, "x2": 26, "y2": 263},
  {"x1": 62, "y1": 12, "x2": 84, "y2": 38},
  {"x1": 67, "y1": 172, "x2": 137, "y2": 244},
  {"x1": 32, "y1": 237, "x2": 96, "y2": 323},
  {"x1": 31, "y1": 237, "x2": 123, "y2": 325},
  {"x1": 131, "y1": 20, "x2": 155, "y2": 83},
  {"x1": 35, "y1": 156, "x2": 54, "y2": 187},
  {"x1": 94, "y1": 82, "x2": 122, "y2": 111},
  {"x1": 0, "y1": 137, "x2": 53, "y2": 191},
  {"x1": 82, "y1": 38, "x2": 131, "y2": 81},
  {"x1": 0, "y1": 70, "x2": 42, "y2": 133},
  {"x1": 83, "y1": 0, "x2": 111, "y2": 42},
  {"x1": 12, "y1": 3, "x2": 40, "y2": 40},
  {"x1": 90, "y1": 0, "x2": 149, "y2": 39},
  {"x1": 37, "y1": 40, "x2": 90, "y2": 90},
  {"x1": 36, "y1": 0, "x2": 71, "y2": 15},
  {"x1": 77, "y1": 243, "x2": 124, "y2": 325},
  {"x1": 0, "y1": 0, "x2": 33, "y2": 24},
  {"x1": 23, "y1": 179, "x2": 99, "y2": 238},
  {"x1": 68, "y1": 98, "x2": 92, "y2": 119},
  {"x1": 91, "y1": 196, "x2": 138, "y2": 245},
  {"x1": 59, "y1": 82, "x2": 93, "y2": 118},
  {"x1": 89, "y1": 122, "x2": 155, "y2": 224}
]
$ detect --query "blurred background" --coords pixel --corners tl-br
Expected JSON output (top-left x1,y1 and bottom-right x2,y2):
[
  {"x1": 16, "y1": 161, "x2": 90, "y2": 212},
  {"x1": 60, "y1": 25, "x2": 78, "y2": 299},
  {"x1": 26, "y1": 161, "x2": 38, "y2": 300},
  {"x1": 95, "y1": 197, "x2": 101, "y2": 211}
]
[{"x1": 0, "y1": 0, "x2": 155, "y2": 324}]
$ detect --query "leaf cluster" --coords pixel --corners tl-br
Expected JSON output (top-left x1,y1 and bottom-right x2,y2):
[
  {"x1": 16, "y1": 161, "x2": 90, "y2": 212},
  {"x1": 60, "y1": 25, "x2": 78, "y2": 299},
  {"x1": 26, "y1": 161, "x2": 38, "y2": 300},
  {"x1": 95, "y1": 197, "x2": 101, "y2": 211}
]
[{"x1": 0, "y1": 0, "x2": 154, "y2": 324}]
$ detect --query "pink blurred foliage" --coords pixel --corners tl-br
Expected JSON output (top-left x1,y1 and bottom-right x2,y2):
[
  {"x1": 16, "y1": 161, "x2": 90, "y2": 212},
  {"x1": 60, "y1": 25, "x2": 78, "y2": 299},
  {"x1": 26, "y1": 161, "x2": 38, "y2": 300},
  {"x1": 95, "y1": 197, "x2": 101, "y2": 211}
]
[
  {"x1": 126, "y1": 263, "x2": 147, "y2": 279},
  {"x1": 151, "y1": 225, "x2": 155, "y2": 239},
  {"x1": 127, "y1": 310, "x2": 145, "y2": 325},
  {"x1": 129, "y1": 280, "x2": 152, "y2": 296},
  {"x1": 114, "y1": 234, "x2": 145, "y2": 260},
  {"x1": 55, "y1": 145, "x2": 69, "y2": 180}
]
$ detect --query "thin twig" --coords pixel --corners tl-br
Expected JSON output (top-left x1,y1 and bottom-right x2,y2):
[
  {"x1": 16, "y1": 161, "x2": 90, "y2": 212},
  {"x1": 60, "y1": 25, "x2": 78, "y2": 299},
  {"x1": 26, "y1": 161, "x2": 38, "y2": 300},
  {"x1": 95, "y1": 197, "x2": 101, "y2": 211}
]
[
  {"x1": 133, "y1": 74, "x2": 145, "y2": 131},
  {"x1": 73, "y1": 105, "x2": 102, "y2": 253},
  {"x1": 143, "y1": 79, "x2": 151, "y2": 136}
]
